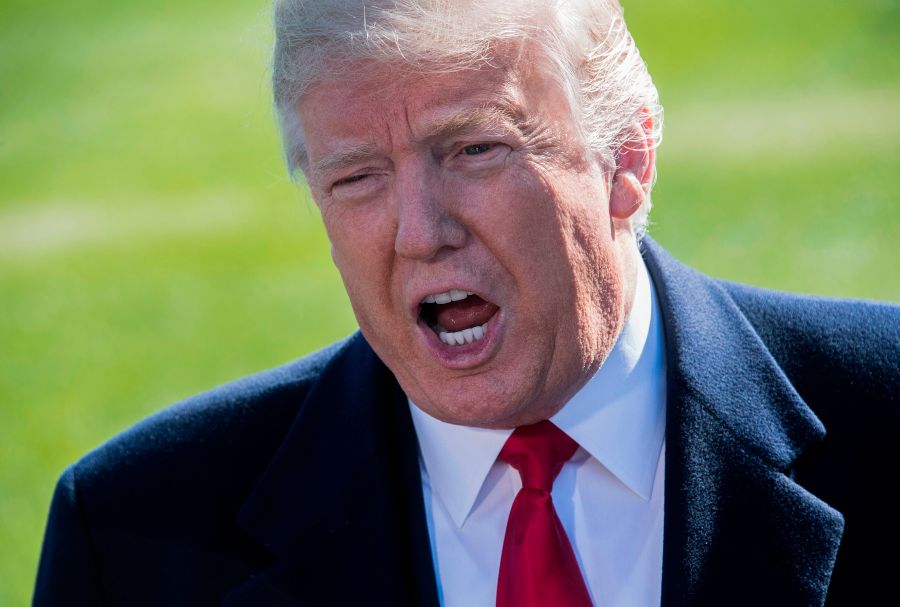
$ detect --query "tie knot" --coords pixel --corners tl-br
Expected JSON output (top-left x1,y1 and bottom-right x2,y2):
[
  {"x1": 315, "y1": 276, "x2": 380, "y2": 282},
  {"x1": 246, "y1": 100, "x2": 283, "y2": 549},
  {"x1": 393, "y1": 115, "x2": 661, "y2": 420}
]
[{"x1": 498, "y1": 421, "x2": 579, "y2": 492}]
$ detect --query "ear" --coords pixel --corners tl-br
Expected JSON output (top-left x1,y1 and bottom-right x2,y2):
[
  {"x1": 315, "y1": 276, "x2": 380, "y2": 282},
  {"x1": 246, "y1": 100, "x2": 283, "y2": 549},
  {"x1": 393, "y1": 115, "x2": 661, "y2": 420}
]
[{"x1": 609, "y1": 112, "x2": 656, "y2": 220}]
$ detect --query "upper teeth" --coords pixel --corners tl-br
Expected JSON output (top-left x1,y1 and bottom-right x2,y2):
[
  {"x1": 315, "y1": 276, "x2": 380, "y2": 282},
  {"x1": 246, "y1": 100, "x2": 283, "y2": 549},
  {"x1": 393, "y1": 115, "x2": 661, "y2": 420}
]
[{"x1": 422, "y1": 289, "x2": 473, "y2": 304}]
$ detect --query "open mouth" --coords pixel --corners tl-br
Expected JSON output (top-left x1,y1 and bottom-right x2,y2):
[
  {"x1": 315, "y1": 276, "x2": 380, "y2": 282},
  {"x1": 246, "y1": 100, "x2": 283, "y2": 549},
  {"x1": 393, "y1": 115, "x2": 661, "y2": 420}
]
[{"x1": 419, "y1": 289, "x2": 500, "y2": 346}]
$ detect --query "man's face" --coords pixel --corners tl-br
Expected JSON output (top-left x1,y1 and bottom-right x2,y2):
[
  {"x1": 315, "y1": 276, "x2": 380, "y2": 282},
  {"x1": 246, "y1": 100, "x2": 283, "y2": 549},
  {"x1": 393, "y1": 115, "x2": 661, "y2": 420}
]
[{"x1": 298, "y1": 52, "x2": 639, "y2": 428}]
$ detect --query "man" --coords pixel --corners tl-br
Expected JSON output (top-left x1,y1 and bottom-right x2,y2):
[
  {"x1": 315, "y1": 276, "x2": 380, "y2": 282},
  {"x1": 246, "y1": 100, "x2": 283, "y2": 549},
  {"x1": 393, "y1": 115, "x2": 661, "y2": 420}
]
[{"x1": 34, "y1": 1, "x2": 898, "y2": 606}]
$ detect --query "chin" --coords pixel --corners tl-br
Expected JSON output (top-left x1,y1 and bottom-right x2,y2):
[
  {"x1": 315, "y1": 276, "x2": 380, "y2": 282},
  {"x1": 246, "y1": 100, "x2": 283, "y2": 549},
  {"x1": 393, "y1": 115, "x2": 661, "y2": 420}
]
[{"x1": 410, "y1": 374, "x2": 556, "y2": 429}]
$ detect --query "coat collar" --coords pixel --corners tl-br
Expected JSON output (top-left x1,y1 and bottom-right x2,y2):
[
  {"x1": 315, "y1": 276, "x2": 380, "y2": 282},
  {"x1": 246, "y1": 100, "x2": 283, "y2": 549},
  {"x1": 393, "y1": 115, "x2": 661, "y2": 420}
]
[
  {"x1": 228, "y1": 333, "x2": 439, "y2": 606},
  {"x1": 641, "y1": 238, "x2": 844, "y2": 606}
]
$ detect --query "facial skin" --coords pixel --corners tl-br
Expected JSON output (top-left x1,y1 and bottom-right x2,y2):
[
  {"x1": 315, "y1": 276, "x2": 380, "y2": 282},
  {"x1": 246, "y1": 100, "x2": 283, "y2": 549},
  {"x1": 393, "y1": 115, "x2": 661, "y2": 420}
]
[{"x1": 297, "y1": 48, "x2": 653, "y2": 429}]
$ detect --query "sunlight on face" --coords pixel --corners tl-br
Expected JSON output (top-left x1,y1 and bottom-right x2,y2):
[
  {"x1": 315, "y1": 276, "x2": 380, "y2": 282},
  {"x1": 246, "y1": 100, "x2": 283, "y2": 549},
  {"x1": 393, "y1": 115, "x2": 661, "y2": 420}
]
[{"x1": 298, "y1": 50, "x2": 640, "y2": 428}]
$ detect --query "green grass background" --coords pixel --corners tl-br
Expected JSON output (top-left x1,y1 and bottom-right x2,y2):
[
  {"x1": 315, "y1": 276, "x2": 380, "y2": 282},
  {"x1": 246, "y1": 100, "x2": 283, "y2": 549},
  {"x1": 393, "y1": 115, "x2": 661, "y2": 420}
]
[{"x1": 1, "y1": 0, "x2": 897, "y2": 602}]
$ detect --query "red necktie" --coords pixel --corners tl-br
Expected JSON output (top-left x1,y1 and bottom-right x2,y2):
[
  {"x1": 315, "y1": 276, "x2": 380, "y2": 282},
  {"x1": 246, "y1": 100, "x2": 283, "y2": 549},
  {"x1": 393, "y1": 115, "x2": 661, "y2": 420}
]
[{"x1": 496, "y1": 420, "x2": 593, "y2": 607}]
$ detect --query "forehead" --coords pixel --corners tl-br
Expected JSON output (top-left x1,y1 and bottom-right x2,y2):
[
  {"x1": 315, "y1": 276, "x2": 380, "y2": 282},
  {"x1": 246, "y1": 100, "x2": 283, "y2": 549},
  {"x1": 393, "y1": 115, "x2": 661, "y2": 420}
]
[
  {"x1": 296, "y1": 60, "x2": 527, "y2": 155},
  {"x1": 295, "y1": 44, "x2": 593, "y2": 187}
]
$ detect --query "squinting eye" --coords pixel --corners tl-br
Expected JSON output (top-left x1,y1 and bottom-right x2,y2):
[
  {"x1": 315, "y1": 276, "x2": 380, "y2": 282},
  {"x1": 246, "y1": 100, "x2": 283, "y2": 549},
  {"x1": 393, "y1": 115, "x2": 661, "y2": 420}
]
[
  {"x1": 333, "y1": 174, "x2": 368, "y2": 187},
  {"x1": 462, "y1": 143, "x2": 494, "y2": 155}
]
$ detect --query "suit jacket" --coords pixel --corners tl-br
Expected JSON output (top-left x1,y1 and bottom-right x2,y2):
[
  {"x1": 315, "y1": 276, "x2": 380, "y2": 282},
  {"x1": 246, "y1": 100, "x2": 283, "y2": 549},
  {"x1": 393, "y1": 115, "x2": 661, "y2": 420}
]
[{"x1": 33, "y1": 239, "x2": 899, "y2": 606}]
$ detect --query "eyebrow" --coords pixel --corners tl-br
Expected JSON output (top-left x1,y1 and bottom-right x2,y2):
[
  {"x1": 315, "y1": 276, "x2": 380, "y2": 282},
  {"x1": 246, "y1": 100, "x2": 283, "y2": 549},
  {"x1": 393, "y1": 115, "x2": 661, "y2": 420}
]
[
  {"x1": 416, "y1": 103, "x2": 527, "y2": 144},
  {"x1": 311, "y1": 142, "x2": 381, "y2": 186}
]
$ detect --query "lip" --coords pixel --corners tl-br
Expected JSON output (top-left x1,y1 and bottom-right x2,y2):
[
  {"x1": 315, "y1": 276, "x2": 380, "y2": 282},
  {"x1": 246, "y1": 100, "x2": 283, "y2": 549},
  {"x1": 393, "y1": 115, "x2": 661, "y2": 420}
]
[{"x1": 416, "y1": 305, "x2": 503, "y2": 369}]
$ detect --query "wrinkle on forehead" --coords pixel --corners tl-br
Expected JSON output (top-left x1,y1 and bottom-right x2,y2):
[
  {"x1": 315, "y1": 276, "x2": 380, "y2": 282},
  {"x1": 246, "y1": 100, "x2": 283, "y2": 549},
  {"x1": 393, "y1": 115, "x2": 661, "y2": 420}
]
[
  {"x1": 305, "y1": 72, "x2": 530, "y2": 183},
  {"x1": 295, "y1": 38, "x2": 562, "y2": 178}
]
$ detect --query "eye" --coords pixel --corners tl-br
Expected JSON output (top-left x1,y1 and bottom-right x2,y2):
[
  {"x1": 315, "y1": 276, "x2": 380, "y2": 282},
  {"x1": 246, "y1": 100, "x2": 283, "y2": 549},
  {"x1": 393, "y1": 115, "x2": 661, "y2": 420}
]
[
  {"x1": 462, "y1": 143, "x2": 495, "y2": 155},
  {"x1": 333, "y1": 174, "x2": 368, "y2": 187}
]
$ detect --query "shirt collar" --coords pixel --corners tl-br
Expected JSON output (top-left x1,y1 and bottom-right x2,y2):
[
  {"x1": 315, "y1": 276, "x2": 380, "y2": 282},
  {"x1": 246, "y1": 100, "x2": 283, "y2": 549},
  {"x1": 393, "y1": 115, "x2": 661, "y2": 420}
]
[{"x1": 409, "y1": 258, "x2": 667, "y2": 527}]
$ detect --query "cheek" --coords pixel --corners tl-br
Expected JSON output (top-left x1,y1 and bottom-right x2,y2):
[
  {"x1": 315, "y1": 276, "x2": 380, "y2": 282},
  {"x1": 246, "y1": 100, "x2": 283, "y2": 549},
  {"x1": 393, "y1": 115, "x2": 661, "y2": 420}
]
[
  {"x1": 568, "y1": 211, "x2": 626, "y2": 349},
  {"x1": 512, "y1": 170, "x2": 608, "y2": 291},
  {"x1": 458, "y1": 166, "x2": 573, "y2": 265},
  {"x1": 518, "y1": 171, "x2": 620, "y2": 331},
  {"x1": 322, "y1": 204, "x2": 396, "y2": 310},
  {"x1": 552, "y1": 173, "x2": 615, "y2": 269}
]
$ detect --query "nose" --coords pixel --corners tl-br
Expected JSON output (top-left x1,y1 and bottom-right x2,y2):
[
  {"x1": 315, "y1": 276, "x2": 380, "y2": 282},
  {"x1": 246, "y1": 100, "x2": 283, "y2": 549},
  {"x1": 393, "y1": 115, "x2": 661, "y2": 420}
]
[{"x1": 393, "y1": 161, "x2": 466, "y2": 261}]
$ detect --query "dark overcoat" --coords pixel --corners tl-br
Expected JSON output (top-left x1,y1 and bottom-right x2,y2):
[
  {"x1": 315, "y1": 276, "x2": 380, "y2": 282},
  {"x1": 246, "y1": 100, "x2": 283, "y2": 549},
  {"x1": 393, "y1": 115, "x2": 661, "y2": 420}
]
[{"x1": 33, "y1": 239, "x2": 900, "y2": 606}]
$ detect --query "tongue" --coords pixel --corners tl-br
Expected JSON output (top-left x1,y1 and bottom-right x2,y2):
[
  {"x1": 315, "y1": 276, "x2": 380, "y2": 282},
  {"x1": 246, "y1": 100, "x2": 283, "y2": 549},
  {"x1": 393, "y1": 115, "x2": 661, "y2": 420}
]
[{"x1": 436, "y1": 296, "x2": 499, "y2": 332}]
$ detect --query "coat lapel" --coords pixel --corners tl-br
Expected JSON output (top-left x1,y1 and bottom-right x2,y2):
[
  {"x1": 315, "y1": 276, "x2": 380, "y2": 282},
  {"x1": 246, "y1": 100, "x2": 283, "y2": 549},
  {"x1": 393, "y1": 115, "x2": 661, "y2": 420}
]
[
  {"x1": 226, "y1": 333, "x2": 439, "y2": 606},
  {"x1": 642, "y1": 239, "x2": 844, "y2": 606}
]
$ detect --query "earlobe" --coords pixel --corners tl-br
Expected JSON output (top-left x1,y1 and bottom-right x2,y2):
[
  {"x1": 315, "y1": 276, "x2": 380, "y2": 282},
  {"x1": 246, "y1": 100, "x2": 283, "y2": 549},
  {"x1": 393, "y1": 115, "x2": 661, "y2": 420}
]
[{"x1": 609, "y1": 171, "x2": 645, "y2": 219}]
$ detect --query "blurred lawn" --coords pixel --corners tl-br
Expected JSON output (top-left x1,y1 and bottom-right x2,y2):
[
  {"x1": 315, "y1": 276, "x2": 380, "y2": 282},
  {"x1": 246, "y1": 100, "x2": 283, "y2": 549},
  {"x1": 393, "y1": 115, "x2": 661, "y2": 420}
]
[{"x1": 1, "y1": 0, "x2": 898, "y2": 602}]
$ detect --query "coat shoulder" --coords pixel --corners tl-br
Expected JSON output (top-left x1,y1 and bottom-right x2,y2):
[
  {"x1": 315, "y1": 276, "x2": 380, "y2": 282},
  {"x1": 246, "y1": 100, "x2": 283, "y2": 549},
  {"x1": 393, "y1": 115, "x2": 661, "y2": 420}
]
[
  {"x1": 35, "y1": 336, "x2": 359, "y2": 604},
  {"x1": 67, "y1": 336, "x2": 354, "y2": 522},
  {"x1": 721, "y1": 281, "x2": 899, "y2": 423},
  {"x1": 722, "y1": 280, "x2": 899, "y2": 347}
]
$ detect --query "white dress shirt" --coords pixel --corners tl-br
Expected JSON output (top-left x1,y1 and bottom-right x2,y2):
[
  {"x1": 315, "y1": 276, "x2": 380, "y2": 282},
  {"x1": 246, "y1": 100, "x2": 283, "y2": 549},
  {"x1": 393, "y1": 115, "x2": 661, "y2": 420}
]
[{"x1": 409, "y1": 258, "x2": 667, "y2": 607}]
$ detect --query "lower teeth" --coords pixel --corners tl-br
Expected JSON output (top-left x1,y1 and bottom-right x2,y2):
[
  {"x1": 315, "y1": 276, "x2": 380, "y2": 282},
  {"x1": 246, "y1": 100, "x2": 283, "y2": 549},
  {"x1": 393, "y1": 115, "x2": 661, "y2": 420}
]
[{"x1": 439, "y1": 322, "x2": 489, "y2": 346}]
